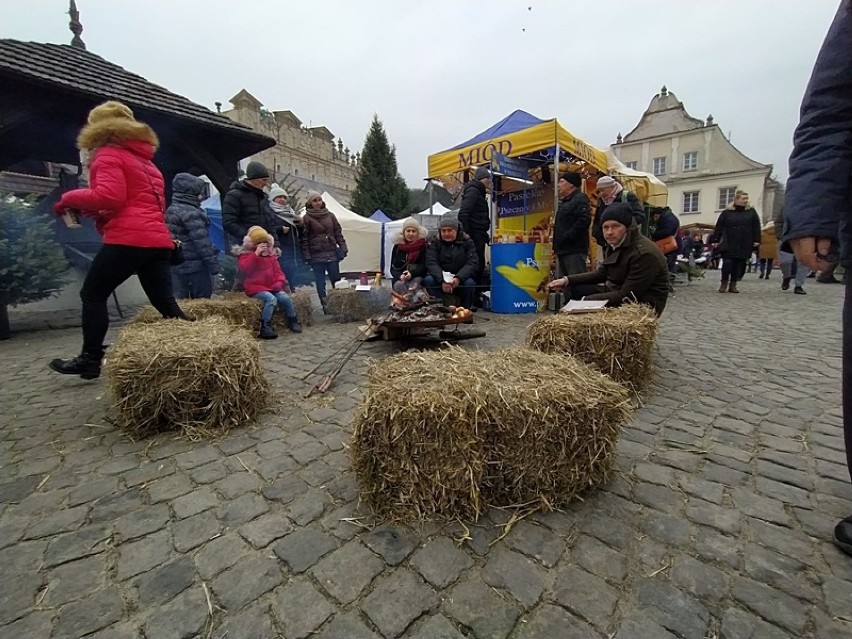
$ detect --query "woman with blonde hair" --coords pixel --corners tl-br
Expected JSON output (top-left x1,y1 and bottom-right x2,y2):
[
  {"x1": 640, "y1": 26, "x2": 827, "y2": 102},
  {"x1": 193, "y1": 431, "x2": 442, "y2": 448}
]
[
  {"x1": 50, "y1": 101, "x2": 187, "y2": 379},
  {"x1": 709, "y1": 190, "x2": 761, "y2": 293},
  {"x1": 390, "y1": 218, "x2": 429, "y2": 287}
]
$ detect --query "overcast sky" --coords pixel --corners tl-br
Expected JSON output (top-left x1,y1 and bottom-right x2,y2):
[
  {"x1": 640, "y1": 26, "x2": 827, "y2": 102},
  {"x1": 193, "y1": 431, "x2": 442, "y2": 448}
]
[{"x1": 1, "y1": 1, "x2": 840, "y2": 186}]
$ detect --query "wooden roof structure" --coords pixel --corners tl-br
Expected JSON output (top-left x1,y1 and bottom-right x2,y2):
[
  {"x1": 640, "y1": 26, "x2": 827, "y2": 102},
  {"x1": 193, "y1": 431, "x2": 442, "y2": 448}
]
[{"x1": 0, "y1": 38, "x2": 275, "y2": 195}]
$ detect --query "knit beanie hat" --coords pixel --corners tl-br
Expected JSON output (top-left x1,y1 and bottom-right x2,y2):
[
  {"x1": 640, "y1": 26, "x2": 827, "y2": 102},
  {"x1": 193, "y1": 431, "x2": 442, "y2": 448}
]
[
  {"x1": 248, "y1": 226, "x2": 270, "y2": 245},
  {"x1": 596, "y1": 175, "x2": 617, "y2": 190},
  {"x1": 268, "y1": 184, "x2": 288, "y2": 201},
  {"x1": 245, "y1": 161, "x2": 269, "y2": 180},
  {"x1": 560, "y1": 172, "x2": 582, "y2": 188},
  {"x1": 473, "y1": 166, "x2": 491, "y2": 181},
  {"x1": 600, "y1": 202, "x2": 634, "y2": 228},
  {"x1": 87, "y1": 101, "x2": 135, "y2": 124},
  {"x1": 439, "y1": 213, "x2": 459, "y2": 230},
  {"x1": 305, "y1": 190, "x2": 323, "y2": 206}
]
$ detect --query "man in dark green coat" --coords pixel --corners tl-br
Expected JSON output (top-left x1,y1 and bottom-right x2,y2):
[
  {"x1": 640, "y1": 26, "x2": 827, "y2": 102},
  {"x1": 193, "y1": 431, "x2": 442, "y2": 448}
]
[{"x1": 547, "y1": 203, "x2": 669, "y2": 316}]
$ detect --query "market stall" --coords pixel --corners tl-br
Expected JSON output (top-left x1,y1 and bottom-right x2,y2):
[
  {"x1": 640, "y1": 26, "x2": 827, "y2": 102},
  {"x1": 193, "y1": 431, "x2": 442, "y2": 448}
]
[{"x1": 427, "y1": 110, "x2": 610, "y2": 313}]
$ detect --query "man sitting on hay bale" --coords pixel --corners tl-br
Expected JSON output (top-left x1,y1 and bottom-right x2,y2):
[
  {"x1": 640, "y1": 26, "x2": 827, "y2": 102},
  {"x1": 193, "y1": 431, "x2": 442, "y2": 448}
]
[
  {"x1": 547, "y1": 203, "x2": 670, "y2": 316},
  {"x1": 424, "y1": 213, "x2": 479, "y2": 308}
]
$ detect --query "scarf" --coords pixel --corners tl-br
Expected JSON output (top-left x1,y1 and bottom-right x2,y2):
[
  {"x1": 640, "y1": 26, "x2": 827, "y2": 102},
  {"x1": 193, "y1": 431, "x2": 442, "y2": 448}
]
[
  {"x1": 602, "y1": 183, "x2": 624, "y2": 205},
  {"x1": 398, "y1": 237, "x2": 428, "y2": 264},
  {"x1": 270, "y1": 200, "x2": 297, "y2": 222}
]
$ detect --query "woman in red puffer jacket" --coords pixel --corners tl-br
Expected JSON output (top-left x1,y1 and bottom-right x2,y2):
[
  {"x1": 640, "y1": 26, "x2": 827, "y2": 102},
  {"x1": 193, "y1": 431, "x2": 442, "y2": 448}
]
[{"x1": 49, "y1": 101, "x2": 188, "y2": 380}]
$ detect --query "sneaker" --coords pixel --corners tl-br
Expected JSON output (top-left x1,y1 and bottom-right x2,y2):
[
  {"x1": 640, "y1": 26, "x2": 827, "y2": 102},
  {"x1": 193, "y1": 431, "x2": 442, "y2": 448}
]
[
  {"x1": 48, "y1": 353, "x2": 101, "y2": 379},
  {"x1": 835, "y1": 516, "x2": 852, "y2": 557},
  {"x1": 781, "y1": 278, "x2": 791, "y2": 291},
  {"x1": 794, "y1": 286, "x2": 807, "y2": 295}
]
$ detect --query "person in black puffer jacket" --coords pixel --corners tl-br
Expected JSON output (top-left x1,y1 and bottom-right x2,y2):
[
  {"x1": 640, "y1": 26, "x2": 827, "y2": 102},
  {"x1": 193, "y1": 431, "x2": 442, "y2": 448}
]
[
  {"x1": 552, "y1": 172, "x2": 591, "y2": 276},
  {"x1": 424, "y1": 213, "x2": 479, "y2": 308},
  {"x1": 458, "y1": 166, "x2": 491, "y2": 285},
  {"x1": 165, "y1": 173, "x2": 220, "y2": 298},
  {"x1": 650, "y1": 206, "x2": 682, "y2": 276},
  {"x1": 222, "y1": 161, "x2": 278, "y2": 245}
]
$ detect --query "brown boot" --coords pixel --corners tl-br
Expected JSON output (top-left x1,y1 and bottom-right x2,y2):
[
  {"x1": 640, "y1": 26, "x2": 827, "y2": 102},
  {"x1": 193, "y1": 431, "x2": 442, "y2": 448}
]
[
  {"x1": 719, "y1": 282, "x2": 728, "y2": 293},
  {"x1": 728, "y1": 282, "x2": 739, "y2": 293}
]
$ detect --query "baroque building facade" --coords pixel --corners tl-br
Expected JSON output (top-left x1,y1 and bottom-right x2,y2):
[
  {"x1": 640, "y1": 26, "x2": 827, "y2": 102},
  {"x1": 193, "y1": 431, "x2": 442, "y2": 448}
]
[
  {"x1": 222, "y1": 90, "x2": 359, "y2": 207},
  {"x1": 611, "y1": 87, "x2": 778, "y2": 227}
]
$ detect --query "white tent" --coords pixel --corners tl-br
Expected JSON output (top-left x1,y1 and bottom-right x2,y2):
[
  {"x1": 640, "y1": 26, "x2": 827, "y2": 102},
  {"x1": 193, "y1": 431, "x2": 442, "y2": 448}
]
[
  {"x1": 300, "y1": 192, "x2": 383, "y2": 273},
  {"x1": 381, "y1": 203, "x2": 456, "y2": 278}
]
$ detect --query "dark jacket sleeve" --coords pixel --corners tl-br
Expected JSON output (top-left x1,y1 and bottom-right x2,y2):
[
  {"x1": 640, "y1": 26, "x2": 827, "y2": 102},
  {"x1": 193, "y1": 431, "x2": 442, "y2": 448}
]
[
  {"x1": 424, "y1": 242, "x2": 442, "y2": 281},
  {"x1": 751, "y1": 211, "x2": 762, "y2": 247},
  {"x1": 785, "y1": 0, "x2": 852, "y2": 243},
  {"x1": 566, "y1": 266, "x2": 607, "y2": 287},
  {"x1": 455, "y1": 240, "x2": 479, "y2": 282},
  {"x1": 458, "y1": 187, "x2": 478, "y2": 234},
  {"x1": 184, "y1": 208, "x2": 220, "y2": 273},
  {"x1": 709, "y1": 210, "x2": 727, "y2": 245},
  {"x1": 332, "y1": 215, "x2": 347, "y2": 252},
  {"x1": 651, "y1": 211, "x2": 679, "y2": 240},
  {"x1": 390, "y1": 246, "x2": 406, "y2": 280},
  {"x1": 300, "y1": 219, "x2": 312, "y2": 262},
  {"x1": 584, "y1": 253, "x2": 660, "y2": 305},
  {"x1": 222, "y1": 190, "x2": 245, "y2": 241},
  {"x1": 627, "y1": 191, "x2": 646, "y2": 225},
  {"x1": 566, "y1": 196, "x2": 591, "y2": 244},
  {"x1": 592, "y1": 199, "x2": 606, "y2": 247}
]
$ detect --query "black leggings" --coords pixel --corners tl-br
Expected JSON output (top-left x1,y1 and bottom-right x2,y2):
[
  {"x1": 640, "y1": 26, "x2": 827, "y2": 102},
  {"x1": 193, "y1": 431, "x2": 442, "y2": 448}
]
[
  {"x1": 80, "y1": 245, "x2": 185, "y2": 356},
  {"x1": 721, "y1": 257, "x2": 747, "y2": 283}
]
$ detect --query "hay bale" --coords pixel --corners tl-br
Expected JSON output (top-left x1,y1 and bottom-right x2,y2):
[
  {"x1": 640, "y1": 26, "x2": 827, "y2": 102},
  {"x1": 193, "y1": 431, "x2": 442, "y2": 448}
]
[
  {"x1": 106, "y1": 317, "x2": 270, "y2": 439},
  {"x1": 291, "y1": 287, "x2": 314, "y2": 327},
  {"x1": 526, "y1": 305, "x2": 658, "y2": 392},
  {"x1": 132, "y1": 297, "x2": 261, "y2": 331},
  {"x1": 351, "y1": 346, "x2": 632, "y2": 521},
  {"x1": 326, "y1": 288, "x2": 391, "y2": 323}
]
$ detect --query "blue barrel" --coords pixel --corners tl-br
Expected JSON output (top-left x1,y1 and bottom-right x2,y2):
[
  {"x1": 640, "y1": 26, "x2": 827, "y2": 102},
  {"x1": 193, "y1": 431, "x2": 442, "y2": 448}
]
[{"x1": 490, "y1": 242, "x2": 548, "y2": 313}]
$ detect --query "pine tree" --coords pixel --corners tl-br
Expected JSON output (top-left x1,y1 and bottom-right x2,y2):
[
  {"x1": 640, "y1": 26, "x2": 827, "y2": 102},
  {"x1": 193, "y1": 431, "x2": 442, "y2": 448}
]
[
  {"x1": 0, "y1": 195, "x2": 69, "y2": 339},
  {"x1": 351, "y1": 115, "x2": 409, "y2": 219}
]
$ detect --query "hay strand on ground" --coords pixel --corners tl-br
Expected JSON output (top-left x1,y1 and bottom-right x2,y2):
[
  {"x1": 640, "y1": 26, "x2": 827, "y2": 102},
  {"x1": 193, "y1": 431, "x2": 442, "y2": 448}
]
[
  {"x1": 351, "y1": 345, "x2": 632, "y2": 521},
  {"x1": 526, "y1": 304, "x2": 658, "y2": 392},
  {"x1": 106, "y1": 317, "x2": 270, "y2": 439}
]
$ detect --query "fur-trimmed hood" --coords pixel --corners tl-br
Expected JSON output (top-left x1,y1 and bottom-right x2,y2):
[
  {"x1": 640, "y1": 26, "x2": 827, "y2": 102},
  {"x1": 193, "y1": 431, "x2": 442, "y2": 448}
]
[{"x1": 77, "y1": 117, "x2": 160, "y2": 153}]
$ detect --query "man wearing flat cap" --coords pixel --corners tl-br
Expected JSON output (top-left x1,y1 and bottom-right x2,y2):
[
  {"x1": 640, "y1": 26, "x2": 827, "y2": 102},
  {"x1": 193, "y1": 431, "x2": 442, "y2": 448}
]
[
  {"x1": 552, "y1": 172, "x2": 591, "y2": 276},
  {"x1": 547, "y1": 202, "x2": 669, "y2": 315},
  {"x1": 458, "y1": 165, "x2": 492, "y2": 291},
  {"x1": 222, "y1": 160, "x2": 279, "y2": 245},
  {"x1": 424, "y1": 213, "x2": 479, "y2": 308}
]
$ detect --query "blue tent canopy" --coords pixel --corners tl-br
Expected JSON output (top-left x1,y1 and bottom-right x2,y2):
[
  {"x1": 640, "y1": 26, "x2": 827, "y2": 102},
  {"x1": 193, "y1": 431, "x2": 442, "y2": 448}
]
[
  {"x1": 201, "y1": 193, "x2": 226, "y2": 252},
  {"x1": 450, "y1": 109, "x2": 547, "y2": 150},
  {"x1": 369, "y1": 209, "x2": 392, "y2": 223}
]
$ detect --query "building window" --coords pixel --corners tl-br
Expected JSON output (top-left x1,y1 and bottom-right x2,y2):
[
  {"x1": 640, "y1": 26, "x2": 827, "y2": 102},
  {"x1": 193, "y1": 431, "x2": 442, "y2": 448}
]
[
  {"x1": 652, "y1": 157, "x2": 667, "y2": 175},
  {"x1": 718, "y1": 186, "x2": 737, "y2": 209},
  {"x1": 682, "y1": 191, "x2": 700, "y2": 214},
  {"x1": 683, "y1": 152, "x2": 697, "y2": 171},
  {"x1": 625, "y1": 161, "x2": 638, "y2": 170}
]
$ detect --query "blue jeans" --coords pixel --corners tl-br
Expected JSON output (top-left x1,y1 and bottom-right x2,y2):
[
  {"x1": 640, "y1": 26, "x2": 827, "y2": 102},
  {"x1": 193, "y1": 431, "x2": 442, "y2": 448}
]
[
  {"x1": 311, "y1": 261, "x2": 341, "y2": 301},
  {"x1": 423, "y1": 275, "x2": 476, "y2": 308},
  {"x1": 252, "y1": 291, "x2": 296, "y2": 323}
]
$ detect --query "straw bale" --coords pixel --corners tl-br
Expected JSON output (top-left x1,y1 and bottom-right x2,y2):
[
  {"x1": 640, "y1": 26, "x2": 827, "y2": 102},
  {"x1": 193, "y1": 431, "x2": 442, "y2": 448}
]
[
  {"x1": 291, "y1": 287, "x2": 315, "y2": 327},
  {"x1": 106, "y1": 317, "x2": 270, "y2": 439},
  {"x1": 131, "y1": 297, "x2": 261, "y2": 331},
  {"x1": 326, "y1": 288, "x2": 392, "y2": 323},
  {"x1": 351, "y1": 345, "x2": 632, "y2": 521},
  {"x1": 526, "y1": 304, "x2": 658, "y2": 392}
]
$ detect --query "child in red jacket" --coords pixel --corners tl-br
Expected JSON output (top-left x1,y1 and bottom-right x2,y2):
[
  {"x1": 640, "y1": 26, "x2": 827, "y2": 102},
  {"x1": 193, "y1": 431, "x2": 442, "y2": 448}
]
[{"x1": 238, "y1": 226, "x2": 302, "y2": 338}]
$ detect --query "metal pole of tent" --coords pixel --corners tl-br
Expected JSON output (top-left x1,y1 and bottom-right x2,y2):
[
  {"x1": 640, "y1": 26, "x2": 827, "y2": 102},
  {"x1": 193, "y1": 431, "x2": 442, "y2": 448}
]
[{"x1": 553, "y1": 143, "x2": 561, "y2": 279}]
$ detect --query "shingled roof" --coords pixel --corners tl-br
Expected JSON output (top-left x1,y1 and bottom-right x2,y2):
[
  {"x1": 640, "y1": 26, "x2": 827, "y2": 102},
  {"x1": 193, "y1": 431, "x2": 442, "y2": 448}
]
[{"x1": 0, "y1": 39, "x2": 267, "y2": 141}]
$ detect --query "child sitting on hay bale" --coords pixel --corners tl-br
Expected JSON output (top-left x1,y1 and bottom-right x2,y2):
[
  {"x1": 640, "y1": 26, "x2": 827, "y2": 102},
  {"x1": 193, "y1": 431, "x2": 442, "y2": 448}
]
[{"x1": 237, "y1": 226, "x2": 302, "y2": 339}]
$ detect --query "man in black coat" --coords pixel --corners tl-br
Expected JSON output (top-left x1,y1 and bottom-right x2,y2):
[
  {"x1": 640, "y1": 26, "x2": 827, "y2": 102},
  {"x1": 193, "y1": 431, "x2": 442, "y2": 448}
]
[
  {"x1": 222, "y1": 161, "x2": 278, "y2": 245},
  {"x1": 424, "y1": 213, "x2": 479, "y2": 308},
  {"x1": 458, "y1": 165, "x2": 491, "y2": 286},
  {"x1": 784, "y1": 0, "x2": 852, "y2": 556},
  {"x1": 552, "y1": 172, "x2": 591, "y2": 276}
]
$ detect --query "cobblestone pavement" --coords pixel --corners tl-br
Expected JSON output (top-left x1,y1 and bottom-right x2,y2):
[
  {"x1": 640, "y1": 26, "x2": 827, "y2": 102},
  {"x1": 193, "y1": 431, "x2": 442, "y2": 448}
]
[{"x1": 1, "y1": 273, "x2": 851, "y2": 639}]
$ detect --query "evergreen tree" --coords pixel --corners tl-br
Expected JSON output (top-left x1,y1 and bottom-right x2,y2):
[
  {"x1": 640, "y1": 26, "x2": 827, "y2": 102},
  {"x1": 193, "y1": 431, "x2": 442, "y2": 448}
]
[
  {"x1": 0, "y1": 195, "x2": 69, "y2": 339},
  {"x1": 351, "y1": 115, "x2": 409, "y2": 219}
]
